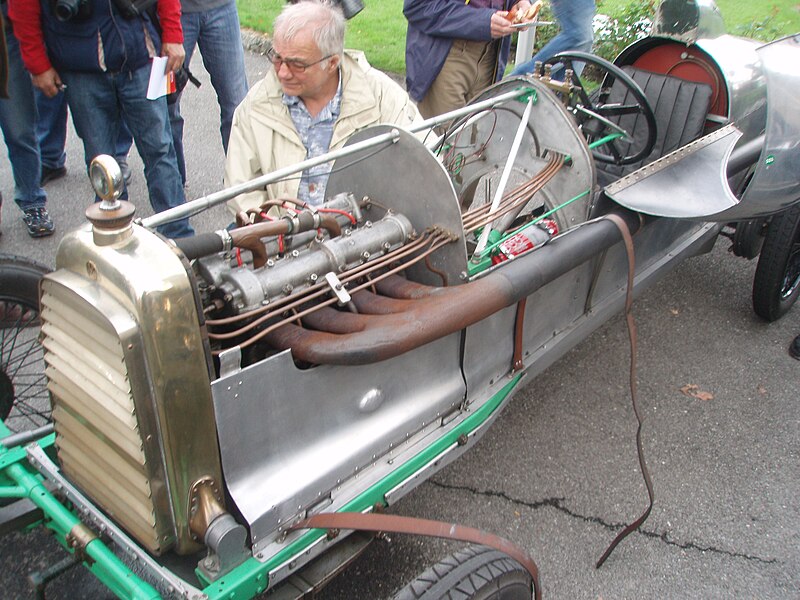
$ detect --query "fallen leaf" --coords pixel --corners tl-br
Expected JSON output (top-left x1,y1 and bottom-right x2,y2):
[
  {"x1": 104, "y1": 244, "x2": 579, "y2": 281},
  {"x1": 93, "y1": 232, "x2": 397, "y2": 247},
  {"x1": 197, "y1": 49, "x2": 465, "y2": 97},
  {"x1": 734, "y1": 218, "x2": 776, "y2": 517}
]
[
  {"x1": 757, "y1": 385, "x2": 767, "y2": 395},
  {"x1": 669, "y1": 308, "x2": 679, "y2": 315},
  {"x1": 680, "y1": 384, "x2": 714, "y2": 401}
]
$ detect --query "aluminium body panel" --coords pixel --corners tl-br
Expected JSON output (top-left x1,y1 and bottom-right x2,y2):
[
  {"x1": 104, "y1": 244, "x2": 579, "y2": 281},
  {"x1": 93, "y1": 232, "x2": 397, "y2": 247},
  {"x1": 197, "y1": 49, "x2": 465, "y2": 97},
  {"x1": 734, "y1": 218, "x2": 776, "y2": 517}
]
[
  {"x1": 462, "y1": 216, "x2": 718, "y2": 398},
  {"x1": 453, "y1": 77, "x2": 597, "y2": 234},
  {"x1": 211, "y1": 334, "x2": 466, "y2": 550}
]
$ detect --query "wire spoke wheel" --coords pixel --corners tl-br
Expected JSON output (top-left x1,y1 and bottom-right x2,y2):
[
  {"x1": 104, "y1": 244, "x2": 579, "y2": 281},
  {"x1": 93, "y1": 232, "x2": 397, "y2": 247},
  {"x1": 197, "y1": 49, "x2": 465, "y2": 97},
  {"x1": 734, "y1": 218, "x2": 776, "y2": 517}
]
[{"x1": 0, "y1": 255, "x2": 52, "y2": 432}]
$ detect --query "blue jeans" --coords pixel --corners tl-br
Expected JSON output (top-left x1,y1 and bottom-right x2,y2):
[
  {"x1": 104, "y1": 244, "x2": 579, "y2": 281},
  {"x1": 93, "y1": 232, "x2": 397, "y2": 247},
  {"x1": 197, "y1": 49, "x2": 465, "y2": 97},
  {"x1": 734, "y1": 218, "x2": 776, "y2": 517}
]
[
  {"x1": 36, "y1": 90, "x2": 134, "y2": 170},
  {"x1": 62, "y1": 66, "x2": 193, "y2": 238},
  {"x1": 511, "y1": 0, "x2": 595, "y2": 77},
  {"x1": 168, "y1": 0, "x2": 248, "y2": 183},
  {"x1": 0, "y1": 26, "x2": 47, "y2": 211}
]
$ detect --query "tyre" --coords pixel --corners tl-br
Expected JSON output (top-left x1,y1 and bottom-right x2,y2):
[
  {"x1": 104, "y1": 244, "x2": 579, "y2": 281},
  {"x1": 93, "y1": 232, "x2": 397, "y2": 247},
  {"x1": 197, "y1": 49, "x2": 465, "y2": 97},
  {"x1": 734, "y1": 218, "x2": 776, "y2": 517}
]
[
  {"x1": 753, "y1": 203, "x2": 800, "y2": 322},
  {"x1": 0, "y1": 255, "x2": 52, "y2": 432},
  {"x1": 392, "y1": 544, "x2": 533, "y2": 600}
]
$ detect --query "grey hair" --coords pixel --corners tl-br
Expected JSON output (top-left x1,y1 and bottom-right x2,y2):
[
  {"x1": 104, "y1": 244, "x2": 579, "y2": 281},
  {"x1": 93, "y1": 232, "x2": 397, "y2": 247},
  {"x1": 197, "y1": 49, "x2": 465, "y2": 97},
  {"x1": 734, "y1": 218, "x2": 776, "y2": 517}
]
[{"x1": 274, "y1": 1, "x2": 346, "y2": 59}]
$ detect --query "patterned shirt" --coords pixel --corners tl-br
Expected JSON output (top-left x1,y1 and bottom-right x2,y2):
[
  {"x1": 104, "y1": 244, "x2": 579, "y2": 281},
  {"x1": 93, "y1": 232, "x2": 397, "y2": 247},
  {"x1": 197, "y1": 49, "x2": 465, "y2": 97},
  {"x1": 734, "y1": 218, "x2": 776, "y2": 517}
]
[{"x1": 283, "y1": 74, "x2": 343, "y2": 206}]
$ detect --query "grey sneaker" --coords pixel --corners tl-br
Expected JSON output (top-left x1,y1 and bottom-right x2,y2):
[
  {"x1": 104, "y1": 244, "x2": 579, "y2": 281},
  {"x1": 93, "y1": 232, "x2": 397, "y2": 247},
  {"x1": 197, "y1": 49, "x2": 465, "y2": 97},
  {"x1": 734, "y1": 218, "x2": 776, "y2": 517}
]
[
  {"x1": 117, "y1": 159, "x2": 133, "y2": 185},
  {"x1": 22, "y1": 207, "x2": 55, "y2": 238}
]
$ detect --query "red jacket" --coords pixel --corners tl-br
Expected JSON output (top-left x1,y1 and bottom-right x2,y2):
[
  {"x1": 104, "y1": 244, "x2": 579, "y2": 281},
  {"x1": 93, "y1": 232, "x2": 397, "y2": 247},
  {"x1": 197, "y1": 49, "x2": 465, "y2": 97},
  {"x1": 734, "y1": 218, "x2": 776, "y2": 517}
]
[{"x1": 8, "y1": 0, "x2": 183, "y2": 75}]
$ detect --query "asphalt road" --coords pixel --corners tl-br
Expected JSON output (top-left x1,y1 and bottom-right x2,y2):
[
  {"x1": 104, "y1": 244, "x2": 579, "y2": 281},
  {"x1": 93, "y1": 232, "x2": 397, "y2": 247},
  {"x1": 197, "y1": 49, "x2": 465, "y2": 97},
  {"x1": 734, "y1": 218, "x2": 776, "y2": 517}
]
[{"x1": 1, "y1": 49, "x2": 798, "y2": 600}]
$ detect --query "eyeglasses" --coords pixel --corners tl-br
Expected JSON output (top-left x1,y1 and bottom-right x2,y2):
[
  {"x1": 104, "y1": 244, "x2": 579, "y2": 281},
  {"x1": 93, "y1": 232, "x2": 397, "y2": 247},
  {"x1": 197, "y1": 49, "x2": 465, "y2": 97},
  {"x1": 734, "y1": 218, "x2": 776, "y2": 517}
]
[{"x1": 267, "y1": 47, "x2": 333, "y2": 73}]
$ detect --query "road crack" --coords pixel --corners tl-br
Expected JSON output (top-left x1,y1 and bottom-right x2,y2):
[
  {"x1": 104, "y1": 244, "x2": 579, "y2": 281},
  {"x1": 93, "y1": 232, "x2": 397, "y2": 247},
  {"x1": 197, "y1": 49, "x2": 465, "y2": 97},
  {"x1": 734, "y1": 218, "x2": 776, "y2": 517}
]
[{"x1": 427, "y1": 479, "x2": 778, "y2": 565}]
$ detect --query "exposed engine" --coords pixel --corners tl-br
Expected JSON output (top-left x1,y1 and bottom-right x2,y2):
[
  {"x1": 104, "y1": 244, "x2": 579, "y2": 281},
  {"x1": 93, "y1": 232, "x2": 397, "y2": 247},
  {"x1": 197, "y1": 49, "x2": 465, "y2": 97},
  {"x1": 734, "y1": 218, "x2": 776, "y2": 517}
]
[{"x1": 38, "y1": 79, "x2": 597, "y2": 575}]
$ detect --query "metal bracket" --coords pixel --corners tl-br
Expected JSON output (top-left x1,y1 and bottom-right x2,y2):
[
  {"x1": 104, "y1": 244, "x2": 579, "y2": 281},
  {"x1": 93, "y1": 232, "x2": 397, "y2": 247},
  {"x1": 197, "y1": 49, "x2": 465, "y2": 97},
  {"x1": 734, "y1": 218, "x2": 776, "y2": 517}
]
[
  {"x1": 324, "y1": 272, "x2": 351, "y2": 305},
  {"x1": 66, "y1": 523, "x2": 98, "y2": 566}
]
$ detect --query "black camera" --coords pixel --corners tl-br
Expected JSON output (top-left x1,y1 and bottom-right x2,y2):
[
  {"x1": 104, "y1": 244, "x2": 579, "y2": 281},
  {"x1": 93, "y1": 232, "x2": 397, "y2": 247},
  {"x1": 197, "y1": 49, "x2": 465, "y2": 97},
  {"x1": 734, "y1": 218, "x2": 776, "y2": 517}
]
[
  {"x1": 287, "y1": 0, "x2": 364, "y2": 20},
  {"x1": 53, "y1": 0, "x2": 91, "y2": 22},
  {"x1": 337, "y1": 0, "x2": 364, "y2": 19}
]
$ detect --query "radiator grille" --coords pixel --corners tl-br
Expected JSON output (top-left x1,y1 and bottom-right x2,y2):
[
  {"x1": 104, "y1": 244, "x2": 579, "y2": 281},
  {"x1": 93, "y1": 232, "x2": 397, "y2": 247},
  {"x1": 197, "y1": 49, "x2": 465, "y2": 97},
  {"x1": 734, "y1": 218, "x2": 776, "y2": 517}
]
[{"x1": 40, "y1": 281, "x2": 163, "y2": 553}]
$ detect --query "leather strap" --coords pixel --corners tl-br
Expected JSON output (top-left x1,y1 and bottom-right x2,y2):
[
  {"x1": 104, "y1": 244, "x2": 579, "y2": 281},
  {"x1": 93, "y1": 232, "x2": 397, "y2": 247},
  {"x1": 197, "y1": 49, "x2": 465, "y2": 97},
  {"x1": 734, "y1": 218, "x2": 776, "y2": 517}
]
[
  {"x1": 291, "y1": 511, "x2": 540, "y2": 599},
  {"x1": 513, "y1": 298, "x2": 527, "y2": 372},
  {"x1": 595, "y1": 213, "x2": 654, "y2": 568}
]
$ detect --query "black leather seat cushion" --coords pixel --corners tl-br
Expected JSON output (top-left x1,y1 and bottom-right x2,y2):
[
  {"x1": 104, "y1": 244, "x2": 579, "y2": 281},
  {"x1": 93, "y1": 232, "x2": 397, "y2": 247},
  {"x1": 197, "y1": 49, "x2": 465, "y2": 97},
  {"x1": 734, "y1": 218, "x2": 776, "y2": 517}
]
[{"x1": 597, "y1": 66, "x2": 714, "y2": 184}]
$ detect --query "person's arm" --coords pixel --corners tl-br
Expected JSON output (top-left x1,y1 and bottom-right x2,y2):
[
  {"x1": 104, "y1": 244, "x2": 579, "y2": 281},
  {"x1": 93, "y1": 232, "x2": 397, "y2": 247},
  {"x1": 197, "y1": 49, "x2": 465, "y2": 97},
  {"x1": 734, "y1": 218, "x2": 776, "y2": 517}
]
[
  {"x1": 156, "y1": 0, "x2": 184, "y2": 73},
  {"x1": 403, "y1": 0, "x2": 520, "y2": 41},
  {"x1": 224, "y1": 99, "x2": 269, "y2": 215},
  {"x1": 6, "y1": 0, "x2": 62, "y2": 97}
]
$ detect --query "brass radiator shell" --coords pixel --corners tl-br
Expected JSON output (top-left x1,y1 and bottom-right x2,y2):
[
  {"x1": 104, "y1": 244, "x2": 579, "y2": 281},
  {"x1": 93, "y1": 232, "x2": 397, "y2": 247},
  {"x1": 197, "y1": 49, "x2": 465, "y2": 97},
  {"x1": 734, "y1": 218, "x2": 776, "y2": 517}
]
[{"x1": 41, "y1": 224, "x2": 222, "y2": 555}]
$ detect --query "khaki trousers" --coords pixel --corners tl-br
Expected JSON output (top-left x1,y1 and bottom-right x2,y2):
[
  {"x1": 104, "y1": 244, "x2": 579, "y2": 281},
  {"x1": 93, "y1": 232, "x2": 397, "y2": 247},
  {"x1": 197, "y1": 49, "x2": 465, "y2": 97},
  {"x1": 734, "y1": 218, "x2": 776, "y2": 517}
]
[{"x1": 417, "y1": 38, "x2": 499, "y2": 120}]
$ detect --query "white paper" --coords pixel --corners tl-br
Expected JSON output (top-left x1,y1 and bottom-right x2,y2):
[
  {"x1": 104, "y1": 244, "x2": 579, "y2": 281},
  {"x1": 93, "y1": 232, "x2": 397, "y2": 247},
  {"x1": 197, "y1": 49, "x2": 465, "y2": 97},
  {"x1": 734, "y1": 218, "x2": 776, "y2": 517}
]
[{"x1": 146, "y1": 56, "x2": 170, "y2": 100}]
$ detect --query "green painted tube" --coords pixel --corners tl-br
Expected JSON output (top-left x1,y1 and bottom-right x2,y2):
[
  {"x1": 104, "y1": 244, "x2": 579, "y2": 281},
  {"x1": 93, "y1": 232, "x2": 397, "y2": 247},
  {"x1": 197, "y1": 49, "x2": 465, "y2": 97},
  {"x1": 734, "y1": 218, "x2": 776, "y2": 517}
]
[
  {"x1": 5, "y1": 460, "x2": 161, "y2": 600},
  {"x1": 0, "y1": 485, "x2": 26, "y2": 498},
  {"x1": 589, "y1": 132, "x2": 625, "y2": 149}
]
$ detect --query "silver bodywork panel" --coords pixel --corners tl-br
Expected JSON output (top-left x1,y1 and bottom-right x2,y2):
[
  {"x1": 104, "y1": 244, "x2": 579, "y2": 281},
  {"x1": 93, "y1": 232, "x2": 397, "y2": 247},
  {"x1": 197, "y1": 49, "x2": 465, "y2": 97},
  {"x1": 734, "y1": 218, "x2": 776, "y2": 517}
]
[
  {"x1": 604, "y1": 125, "x2": 742, "y2": 218},
  {"x1": 212, "y1": 336, "x2": 466, "y2": 552},
  {"x1": 451, "y1": 78, "x2": 596, "y2": 233},
  {"x1": 733, "y1": 35, "x2": 800, "y2": 218},
  {"x1": 654, "y1": 0, "x2": 726, "y2": 42},
  {"x1": 326, "y1": 126, "x2": 469, "y2": 286},
  {"x1": 607, "y1": 35, "x2": 800, "y2": 219}
]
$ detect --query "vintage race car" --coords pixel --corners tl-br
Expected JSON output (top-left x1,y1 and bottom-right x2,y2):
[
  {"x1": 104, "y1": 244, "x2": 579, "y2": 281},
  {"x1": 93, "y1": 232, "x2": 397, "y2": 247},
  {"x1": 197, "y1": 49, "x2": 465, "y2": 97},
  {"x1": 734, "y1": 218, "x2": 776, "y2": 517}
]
[{"x1": 1, "y1": 1, "x2": 799, "y2": 598}]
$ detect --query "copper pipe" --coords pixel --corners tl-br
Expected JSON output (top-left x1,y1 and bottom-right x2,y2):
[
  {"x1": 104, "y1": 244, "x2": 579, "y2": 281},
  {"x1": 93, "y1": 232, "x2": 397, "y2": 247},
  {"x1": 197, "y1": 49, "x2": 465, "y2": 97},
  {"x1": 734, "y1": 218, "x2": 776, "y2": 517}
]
[
  {"x1": 206, "y1": 231, "x2": 438, "y2": 327},
  {"x1": 462, "y1": 155, "x2": 564, "y2": 233},
  {"x1": 209, "y1": 232, "x2": 452, "y2": 347},
  {"x1": 261, "y1": 212, "x2": 643, "y2": 364},
  {"x1": 226, "y1": 234, "x2": 450, "y2": 350},
  {"x1": 227, "y1": 212, "x2": 342, "y2": 268},
  {"x1": 350, "y1": 289, "x2": 416, "y2": 314},
  {"x1": 462, "y1": 154, "x2": 561, "y2": 226},
  {"x1": 300, "y1": 306, "x2": 369, "y2": 334}
]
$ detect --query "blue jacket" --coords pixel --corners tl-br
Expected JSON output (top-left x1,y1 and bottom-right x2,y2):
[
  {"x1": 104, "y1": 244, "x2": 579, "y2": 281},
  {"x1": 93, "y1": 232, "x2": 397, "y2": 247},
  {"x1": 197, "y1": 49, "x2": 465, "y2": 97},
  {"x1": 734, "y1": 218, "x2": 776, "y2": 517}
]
[
  {"x1": 39, "y1": 0, "x2": 160, "y2": 74},
  {"x1": 403, "y1": 0, "x2": 514, "y2": 102}
]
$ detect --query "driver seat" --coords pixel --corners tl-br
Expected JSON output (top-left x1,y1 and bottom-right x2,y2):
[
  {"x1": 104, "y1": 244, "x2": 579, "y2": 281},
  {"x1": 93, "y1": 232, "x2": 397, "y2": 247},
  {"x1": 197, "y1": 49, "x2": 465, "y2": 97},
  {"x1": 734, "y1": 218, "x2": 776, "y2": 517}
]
[{"x1": 596, "y1": 66, "x2": 714, "y2": 186}]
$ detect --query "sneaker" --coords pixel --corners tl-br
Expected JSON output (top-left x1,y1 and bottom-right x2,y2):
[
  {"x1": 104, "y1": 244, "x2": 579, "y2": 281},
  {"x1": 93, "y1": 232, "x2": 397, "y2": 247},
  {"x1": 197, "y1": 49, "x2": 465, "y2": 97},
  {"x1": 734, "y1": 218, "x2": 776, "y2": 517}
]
[
  {"x1": 118, "y1": 159, "x2": 133, "y2": 185},
  {"x1": 40, "y1": 165, "x2": 67, "y2": 186},
  {"x1": 22, "y1": 207, "x2": 55, "y2": 238},
  {"x1": 790, "y1": 334, "x2": 800, "y2": 361}
]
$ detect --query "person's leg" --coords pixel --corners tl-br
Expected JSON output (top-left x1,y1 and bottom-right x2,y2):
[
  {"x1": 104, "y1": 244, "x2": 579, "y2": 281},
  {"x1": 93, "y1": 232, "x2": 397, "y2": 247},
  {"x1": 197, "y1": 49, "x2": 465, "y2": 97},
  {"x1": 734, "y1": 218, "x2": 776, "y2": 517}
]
[
  {"x1": 168, "y1": 10, "x2": 201, "y2": 185},
  {"x1": 35, "y1": 90, "x2": 67, "y2": 173},
  {"x1": 0, "y1": 29, "x2": 52, "y2": 235},
  {"x1": 115, "y1": 119, "x2": 134, "y2": 184},
  {"x1": 61, "y1": 71, "x2": 123, "y2": 173},
  {"x1": 117, "y1": 67, "x2": 193, "y2": 238},
  {"x1": 548, "y1": 0, "x2": 595, "y2": 54},
  {"x1": 510, "y1": 0, "x2": 595, "y2": 76},
  {"x1": 195, "y1": 1, "x2": 248, "y2": 152},
  {"x1": 418, "y1": 39, "x2": 488, "y2": 120}
]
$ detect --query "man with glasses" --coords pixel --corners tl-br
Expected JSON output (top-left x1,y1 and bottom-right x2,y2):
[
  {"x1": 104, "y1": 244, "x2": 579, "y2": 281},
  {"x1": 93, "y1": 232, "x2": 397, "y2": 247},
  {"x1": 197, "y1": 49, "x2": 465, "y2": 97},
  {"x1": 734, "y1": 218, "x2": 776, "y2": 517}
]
[{"x1": 224, "y1": 0, "x2": 422, "y2": 216}]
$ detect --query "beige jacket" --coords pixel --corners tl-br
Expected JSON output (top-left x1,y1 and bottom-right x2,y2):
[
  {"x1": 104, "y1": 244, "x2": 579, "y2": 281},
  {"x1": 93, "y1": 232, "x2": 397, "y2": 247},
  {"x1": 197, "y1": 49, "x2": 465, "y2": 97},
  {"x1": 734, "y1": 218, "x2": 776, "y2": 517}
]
[{"x1": 225, "y1": 51, "x2": 423, "y2": 214}]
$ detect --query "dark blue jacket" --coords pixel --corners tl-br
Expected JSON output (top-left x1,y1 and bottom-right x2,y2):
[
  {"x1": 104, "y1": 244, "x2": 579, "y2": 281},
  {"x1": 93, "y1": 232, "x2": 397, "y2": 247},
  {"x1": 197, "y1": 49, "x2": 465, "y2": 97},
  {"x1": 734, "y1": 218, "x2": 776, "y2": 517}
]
[
  {"x1": 39, "y1": 0, "x2": 160, "y2": 74},
  {"x1": 403, "y1": 0, "x2": 514, "y2": 102}
]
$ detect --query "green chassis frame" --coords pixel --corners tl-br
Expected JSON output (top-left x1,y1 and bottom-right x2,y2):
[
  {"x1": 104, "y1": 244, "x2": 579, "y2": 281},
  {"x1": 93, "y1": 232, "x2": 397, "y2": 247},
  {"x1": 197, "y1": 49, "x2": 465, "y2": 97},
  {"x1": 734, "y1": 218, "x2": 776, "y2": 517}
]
[{"x1": 0, "y1": 375, "x2": 523, "y2": 599}]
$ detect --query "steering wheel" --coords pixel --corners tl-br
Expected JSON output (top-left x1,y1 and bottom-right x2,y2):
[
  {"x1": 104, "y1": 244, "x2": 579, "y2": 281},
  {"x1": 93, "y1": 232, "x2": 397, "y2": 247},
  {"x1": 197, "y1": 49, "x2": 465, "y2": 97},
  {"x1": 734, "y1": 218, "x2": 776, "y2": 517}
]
[{"x1": 541, "y1": 51, "x2": 657, "y2": 166}]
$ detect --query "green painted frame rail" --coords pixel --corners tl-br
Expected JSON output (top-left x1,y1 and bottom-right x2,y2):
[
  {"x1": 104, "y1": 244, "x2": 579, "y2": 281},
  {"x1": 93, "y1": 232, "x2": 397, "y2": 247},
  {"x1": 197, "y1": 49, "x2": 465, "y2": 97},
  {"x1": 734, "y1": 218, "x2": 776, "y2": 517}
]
[
  {"x1": 0, "y1": 374, "x2": 522, "y2": 600},
  {"x1": 0, "y1": 422, "x2": 161, "y2": 599}
]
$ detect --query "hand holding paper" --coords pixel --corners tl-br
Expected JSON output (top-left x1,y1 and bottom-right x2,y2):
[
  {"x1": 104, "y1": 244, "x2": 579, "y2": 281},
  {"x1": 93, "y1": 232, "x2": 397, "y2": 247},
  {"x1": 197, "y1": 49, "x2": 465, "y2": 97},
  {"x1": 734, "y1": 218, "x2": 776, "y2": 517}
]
[{"x1": 146, "y1": 56, "x2": 177, "y2": 100}]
